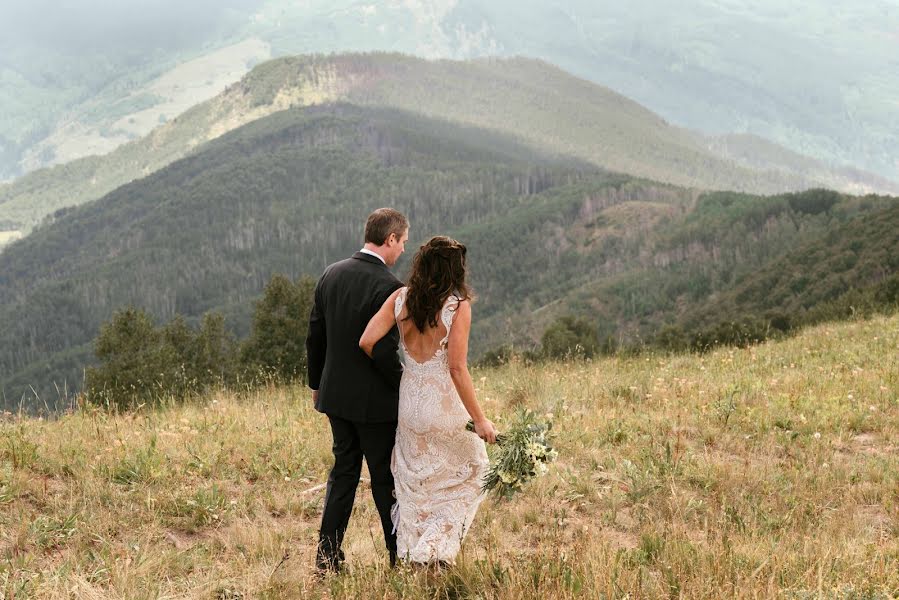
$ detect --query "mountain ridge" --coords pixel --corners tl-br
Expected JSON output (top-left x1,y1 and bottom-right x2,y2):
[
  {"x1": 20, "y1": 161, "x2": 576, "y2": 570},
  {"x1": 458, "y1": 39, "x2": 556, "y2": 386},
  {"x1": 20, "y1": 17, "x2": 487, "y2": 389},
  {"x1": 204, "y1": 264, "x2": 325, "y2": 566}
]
[
  {"x1": 3, "y1": 1, "x2": 897, "y2": 184},
  {"x1": 2, "y1": 53, "x2": 895, "y2": 244}
]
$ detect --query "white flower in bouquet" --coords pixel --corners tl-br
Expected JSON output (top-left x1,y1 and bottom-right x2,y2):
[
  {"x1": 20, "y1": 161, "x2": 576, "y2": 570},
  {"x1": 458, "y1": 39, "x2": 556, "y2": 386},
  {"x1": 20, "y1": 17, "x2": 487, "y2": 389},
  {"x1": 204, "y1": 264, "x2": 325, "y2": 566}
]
[{"x1": 466, "y1": 408, "x2": 557, "y2": 498}]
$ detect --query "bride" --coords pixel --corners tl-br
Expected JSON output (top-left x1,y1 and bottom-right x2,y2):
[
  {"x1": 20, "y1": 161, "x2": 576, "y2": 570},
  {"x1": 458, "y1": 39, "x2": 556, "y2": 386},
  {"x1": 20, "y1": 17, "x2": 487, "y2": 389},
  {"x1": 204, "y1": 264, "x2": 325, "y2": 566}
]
[{"x1": 360, "y1": 235, "x2": 497, "y2": 565}]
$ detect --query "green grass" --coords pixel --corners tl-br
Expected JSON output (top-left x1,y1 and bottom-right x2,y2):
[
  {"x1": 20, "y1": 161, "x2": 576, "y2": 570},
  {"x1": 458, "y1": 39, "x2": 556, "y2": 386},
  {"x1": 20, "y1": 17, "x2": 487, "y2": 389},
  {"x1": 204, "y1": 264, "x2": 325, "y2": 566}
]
[{"x1": 0, "y1": 313, "x2": 896, "y2": 597}]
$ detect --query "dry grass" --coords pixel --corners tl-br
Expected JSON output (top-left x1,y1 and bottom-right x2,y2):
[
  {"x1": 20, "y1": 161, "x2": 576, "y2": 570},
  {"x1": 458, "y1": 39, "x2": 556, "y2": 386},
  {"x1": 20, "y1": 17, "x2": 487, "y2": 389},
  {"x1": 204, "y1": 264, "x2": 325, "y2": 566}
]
[{"x1": 1, "y1": 315, "x2": 897, "y2": 598}]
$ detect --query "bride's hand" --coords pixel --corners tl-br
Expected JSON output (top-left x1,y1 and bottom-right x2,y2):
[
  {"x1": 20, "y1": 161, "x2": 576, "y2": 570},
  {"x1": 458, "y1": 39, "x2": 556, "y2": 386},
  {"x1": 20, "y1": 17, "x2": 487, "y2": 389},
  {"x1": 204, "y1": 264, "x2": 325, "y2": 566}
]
[{"x1": 474, "y1": 418, "x2": 497, "y2": 444}]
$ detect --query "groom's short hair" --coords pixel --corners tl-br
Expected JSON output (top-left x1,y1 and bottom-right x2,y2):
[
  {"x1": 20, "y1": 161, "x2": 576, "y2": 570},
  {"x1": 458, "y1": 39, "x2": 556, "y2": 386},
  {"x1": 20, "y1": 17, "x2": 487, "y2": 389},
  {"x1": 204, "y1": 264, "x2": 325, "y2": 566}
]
[{"x1": 365, "y1": 208, "x2": 409, "y2": 245}]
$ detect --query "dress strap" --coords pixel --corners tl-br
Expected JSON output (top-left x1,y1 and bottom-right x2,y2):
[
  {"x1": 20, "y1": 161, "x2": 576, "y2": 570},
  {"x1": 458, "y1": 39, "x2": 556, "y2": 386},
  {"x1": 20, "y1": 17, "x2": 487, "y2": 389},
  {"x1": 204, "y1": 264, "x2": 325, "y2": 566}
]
[
  {"x1": 394, "y1": 287, "x2": 408, "y2": 351},
  {"x1": 439, "y1": 295, "x2": 460, "y2": 348},
  {"x1": 394, "y1": 287, "x2": 408, "y2": 320}
]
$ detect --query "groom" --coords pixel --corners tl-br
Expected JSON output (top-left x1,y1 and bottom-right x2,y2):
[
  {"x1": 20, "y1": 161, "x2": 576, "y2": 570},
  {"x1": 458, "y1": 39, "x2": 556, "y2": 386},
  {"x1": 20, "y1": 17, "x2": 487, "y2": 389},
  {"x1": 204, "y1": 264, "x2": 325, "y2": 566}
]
[{"x1": 306, "y1": 207, "x2": 409, "y2": 572}]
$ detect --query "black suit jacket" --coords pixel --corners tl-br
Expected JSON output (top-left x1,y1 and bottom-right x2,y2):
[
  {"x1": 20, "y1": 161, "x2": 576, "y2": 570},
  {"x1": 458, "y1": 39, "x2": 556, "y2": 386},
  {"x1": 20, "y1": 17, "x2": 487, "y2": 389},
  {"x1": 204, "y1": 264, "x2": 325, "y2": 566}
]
[{"x1": 306, "y1": 252, "x2": 404, "y2": 423}]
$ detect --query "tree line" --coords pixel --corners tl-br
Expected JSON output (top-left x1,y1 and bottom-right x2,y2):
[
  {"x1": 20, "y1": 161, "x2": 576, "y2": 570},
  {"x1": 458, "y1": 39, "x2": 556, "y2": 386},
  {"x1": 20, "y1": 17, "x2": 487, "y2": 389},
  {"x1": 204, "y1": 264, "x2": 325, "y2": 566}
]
[{"x1": 84, "y1": 275, "x2": 313, "y2": 410}]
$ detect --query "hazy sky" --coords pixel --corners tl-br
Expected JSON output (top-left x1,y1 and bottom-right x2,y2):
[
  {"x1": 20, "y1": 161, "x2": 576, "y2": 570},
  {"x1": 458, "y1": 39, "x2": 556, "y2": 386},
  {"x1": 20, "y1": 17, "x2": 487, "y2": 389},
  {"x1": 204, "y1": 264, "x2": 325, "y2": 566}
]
[{"x1": 0, "y1": 0, "x2": 262, "y2": 58}]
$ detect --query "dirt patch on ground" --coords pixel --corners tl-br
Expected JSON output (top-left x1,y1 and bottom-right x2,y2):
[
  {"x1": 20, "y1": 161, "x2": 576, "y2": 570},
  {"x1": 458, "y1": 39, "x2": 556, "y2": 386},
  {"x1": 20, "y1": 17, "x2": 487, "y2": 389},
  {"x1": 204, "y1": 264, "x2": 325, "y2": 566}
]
[
  {"x1": 852, "y1": 433, "x2": 877, "y2": 447},
  {"x1": 600, "y1": 527, "x2": 638, "y2": 550},
  {"x1": 853, "y1": 504, "x2": 894, "y2": 542},
  {"x1": 164, "y1": 529, "x2": 205, "y2": 551},
  {"x1": 845, "y1": 433, "x2": 896, "y2": 457}
]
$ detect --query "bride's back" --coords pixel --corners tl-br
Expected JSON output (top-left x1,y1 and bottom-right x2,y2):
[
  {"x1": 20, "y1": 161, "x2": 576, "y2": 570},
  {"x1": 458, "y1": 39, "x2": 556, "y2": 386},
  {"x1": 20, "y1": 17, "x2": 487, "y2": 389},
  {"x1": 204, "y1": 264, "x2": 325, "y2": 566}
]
[
  {"x1": 395, "y1": 289, "x2": 456, "y2": 365},
  {"x1": 395, "y1": 236, "x2": 470, "y2": 367}
]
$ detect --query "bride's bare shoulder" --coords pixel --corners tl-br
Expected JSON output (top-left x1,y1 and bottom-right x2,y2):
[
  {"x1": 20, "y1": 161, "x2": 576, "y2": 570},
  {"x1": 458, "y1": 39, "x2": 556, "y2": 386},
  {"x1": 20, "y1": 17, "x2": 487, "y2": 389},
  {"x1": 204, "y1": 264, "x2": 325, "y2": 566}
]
[{"x1": 450, "y1": 298, "x2": 471, "y2": 323}]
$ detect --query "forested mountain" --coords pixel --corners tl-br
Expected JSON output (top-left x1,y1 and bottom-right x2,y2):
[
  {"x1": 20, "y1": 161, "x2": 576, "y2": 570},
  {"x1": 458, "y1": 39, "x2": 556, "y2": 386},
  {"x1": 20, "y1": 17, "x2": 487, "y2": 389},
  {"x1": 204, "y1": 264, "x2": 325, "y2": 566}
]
[
  {"x1": 3, "y1": 1, "x2": 897, "y2": 187},
  {"x1": 456, "y1": 187, "x2": 898, "y2": 350},
  {"x1": 3, "y1": 54, "x2": 894, "y2": 244},
  {"x1": 2, "y1": 103, "x2": 896, "y2": 409},
  {"x1": 0, "y1": 104, "x2": 596, "y2": 405},
  {"x1": 679, "y1": 201, "x2": 899, "y2": 330}
]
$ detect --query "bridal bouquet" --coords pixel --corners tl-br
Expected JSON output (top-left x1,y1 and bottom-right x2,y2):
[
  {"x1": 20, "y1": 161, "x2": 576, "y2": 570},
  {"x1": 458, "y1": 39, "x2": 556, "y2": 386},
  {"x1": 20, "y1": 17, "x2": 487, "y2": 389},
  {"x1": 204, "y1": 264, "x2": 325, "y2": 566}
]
[{"x1": 467, "y1": 409, "x2": 557, "y2": 498}]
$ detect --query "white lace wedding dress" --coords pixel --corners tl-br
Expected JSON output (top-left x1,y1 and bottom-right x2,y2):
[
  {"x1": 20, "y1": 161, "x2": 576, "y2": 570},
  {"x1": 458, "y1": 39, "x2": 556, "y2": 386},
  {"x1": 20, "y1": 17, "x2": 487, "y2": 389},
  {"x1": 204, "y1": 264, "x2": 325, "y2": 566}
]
[{"x1": 390, "y1": 287, "x2": 489, "y2": 564}]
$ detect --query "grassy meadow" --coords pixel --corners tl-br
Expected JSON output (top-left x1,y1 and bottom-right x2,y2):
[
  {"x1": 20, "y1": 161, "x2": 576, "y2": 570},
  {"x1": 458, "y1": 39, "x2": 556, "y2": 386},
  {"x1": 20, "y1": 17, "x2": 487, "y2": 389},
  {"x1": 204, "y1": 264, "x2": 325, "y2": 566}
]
[{"x1": 1, "y1": 314, "x2": 897, "y2": 598}]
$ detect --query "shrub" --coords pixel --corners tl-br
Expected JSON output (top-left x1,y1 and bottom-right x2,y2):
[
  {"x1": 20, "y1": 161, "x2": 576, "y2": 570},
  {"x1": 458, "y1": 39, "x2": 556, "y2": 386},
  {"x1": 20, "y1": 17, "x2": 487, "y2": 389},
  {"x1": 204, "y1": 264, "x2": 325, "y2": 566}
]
[
  {"x1": 540, "y1": 315, "x2": 598, "y2": 359},
  {"x1": 239, "y1": 275, "x2": 315, "y2": 383},
  {"x1": 85, "y1": 307, "x2": 237, "y2": 409}
]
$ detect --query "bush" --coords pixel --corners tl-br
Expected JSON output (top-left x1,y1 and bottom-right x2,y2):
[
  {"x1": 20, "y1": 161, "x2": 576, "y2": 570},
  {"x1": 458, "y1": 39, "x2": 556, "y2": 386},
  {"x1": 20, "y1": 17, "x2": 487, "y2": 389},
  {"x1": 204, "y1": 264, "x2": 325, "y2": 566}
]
[
  {"x1": 85, "y1": 307, "x2": 238, "y2": 410},
  {"x1": 479, "y1": 344, "x2": 515, "y2": 367},
  {"x1": 540, "y1": 316, "x2": 598, "y2": 359},
  {"x1": 654, "y1": 325, "x2": 689, "y2": 352},
  {"x1": 85, "y1": 307, "x2": 177, "y2": 409},
  {"x1": 83, "y1": 274, "x2": 315, "y2": 410},
  {"x1": 239, "y1": 274, "x2": 315, "y2": 383},
  {"x1": 690, "y1": 319, "x2": 770, "y2": 353}
]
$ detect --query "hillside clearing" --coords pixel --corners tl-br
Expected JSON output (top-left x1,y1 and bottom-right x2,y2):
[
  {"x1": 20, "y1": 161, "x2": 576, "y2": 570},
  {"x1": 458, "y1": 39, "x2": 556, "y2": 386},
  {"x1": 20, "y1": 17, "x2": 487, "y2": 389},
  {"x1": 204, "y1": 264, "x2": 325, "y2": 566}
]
[{"x1": 1, "y1": 314, "x2": 897, "y2": 598}]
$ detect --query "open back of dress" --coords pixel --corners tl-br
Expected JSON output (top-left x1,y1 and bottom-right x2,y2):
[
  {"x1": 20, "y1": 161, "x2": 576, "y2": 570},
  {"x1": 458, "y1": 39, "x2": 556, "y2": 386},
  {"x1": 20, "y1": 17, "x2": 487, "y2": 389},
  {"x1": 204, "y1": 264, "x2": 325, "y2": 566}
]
[{"x1": 395, "y1": 287, "x2": 453, "y2": 366}]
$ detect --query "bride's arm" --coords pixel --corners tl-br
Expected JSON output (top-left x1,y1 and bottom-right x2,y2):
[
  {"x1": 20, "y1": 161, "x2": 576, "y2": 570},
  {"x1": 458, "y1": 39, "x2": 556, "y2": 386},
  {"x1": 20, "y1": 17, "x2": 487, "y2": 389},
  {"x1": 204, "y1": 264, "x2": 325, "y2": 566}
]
[
  {"x1": 447, "y1": 301, "x2": 497, "y2": 444},
  {"x1": 360, "y1": 288, "x2": 403, "y2": 358}
]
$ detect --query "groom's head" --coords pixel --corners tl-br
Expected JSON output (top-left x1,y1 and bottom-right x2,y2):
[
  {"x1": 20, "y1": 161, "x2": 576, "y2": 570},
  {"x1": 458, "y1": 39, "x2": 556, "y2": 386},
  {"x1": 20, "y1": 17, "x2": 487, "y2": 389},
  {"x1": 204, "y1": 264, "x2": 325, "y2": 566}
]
[{"x1": 364, "y1": 208, "x2": 409, "y2": 266}]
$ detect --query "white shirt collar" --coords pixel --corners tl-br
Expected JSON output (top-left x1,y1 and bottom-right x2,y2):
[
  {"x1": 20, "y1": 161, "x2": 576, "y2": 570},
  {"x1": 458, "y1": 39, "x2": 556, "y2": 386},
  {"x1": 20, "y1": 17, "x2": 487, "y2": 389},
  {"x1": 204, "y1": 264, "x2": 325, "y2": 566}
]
[{"x1": 359, "y1": 248, "x2": 386, "y2": 264}]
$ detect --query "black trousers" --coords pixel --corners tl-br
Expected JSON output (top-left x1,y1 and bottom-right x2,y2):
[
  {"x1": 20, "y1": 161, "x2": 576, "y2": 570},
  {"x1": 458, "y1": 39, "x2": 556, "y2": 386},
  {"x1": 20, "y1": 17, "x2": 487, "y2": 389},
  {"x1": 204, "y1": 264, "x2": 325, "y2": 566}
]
[{"x1": 317, "y1": 415, "x2": 398, "y2": 569}]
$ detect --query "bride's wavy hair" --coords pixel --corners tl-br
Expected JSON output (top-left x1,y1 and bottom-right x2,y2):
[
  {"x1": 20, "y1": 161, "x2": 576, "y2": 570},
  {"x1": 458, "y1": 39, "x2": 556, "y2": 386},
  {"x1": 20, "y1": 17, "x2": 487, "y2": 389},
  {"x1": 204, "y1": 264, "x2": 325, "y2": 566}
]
[{"x1": 404, "y1": 236, "x2": 473, "y2": 333}]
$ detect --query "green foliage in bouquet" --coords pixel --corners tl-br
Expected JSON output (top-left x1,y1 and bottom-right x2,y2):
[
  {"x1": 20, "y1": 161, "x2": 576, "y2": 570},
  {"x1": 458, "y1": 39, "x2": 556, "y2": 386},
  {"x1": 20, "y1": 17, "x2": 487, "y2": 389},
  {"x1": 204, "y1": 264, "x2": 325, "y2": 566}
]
[{"x1": 467, "y1": 409, "x2": 558, "y2": 499}]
